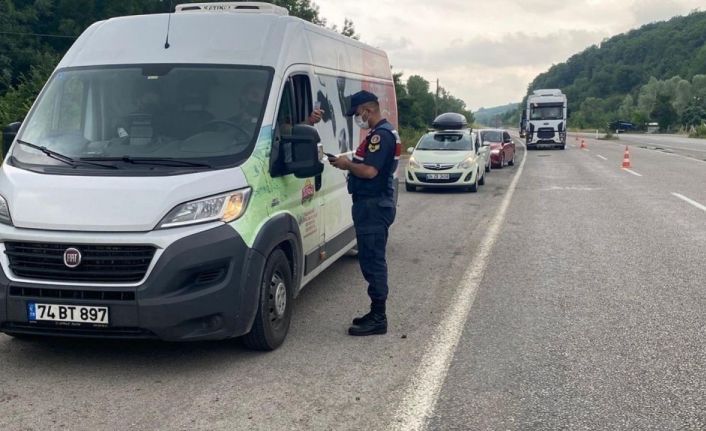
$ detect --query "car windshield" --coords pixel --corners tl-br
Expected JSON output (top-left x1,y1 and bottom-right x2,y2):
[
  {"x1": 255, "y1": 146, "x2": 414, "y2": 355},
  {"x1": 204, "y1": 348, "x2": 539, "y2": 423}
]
[
  {"x1": 13, "y1": 65, "x2": 272, "y2": 173},
  {"x1": 530, "y1": 104, "x2": 563, "y2": 120},
  {"x1": 417, "y1": 133, "x2": 472, "y2": 151},
  {"x1": 481, "y1": 131, "x2": 503, "y2": 142}
]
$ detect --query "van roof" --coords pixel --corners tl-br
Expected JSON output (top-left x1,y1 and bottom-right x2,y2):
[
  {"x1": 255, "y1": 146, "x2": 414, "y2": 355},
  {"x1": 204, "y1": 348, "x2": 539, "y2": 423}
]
[{"x1": 58, "y1": 11, "x2": 391, "y2": 80}]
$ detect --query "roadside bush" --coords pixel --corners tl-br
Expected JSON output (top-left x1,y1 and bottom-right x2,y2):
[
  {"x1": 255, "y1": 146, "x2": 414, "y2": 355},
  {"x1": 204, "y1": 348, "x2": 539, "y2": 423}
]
[
  {"x1": 399, "y1": 128, "x2": 426, "y2": 152},
  {"x1": 689, "y1": 124, "x2": 706, "y2": 138}
]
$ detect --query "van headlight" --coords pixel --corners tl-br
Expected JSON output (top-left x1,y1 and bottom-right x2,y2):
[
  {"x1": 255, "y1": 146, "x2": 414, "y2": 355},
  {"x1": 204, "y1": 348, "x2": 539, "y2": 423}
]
[
  {"x1": 158, "y1": 188, "x2": 251, "y2": 229},
  {"x1": 458, "y1": 156, "x2": 476, "y2": 170},
  {"x1": 409, "y1": 156, "x2": 421, "y2": 169},
  {"x1": 0, "y1": 195, "x2": 12, "y2": 226}
]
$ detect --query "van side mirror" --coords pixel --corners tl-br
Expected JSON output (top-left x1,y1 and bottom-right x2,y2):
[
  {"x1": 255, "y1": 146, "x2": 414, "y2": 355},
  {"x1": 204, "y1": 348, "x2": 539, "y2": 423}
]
[
  {"x1": 2, "y1": 122, "x2": 21, "y2": 158},
  {"x1": 272, "y1": 124, "x2": 324, "y2": 179}
]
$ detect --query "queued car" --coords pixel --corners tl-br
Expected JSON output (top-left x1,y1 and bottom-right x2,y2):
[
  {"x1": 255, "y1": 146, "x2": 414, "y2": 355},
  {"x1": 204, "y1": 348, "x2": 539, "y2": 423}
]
[
  {"x1": 405, "y1": 113, "x2": 489, "y2": 193},
  {"x1": 479, "y1": 128, "x2": 515, "y2": 169}
]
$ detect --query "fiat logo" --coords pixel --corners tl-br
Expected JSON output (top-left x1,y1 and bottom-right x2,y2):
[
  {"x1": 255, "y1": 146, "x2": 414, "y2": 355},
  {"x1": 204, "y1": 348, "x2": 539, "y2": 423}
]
[{"x1": 63, "y1": 248, "x2": 82, "y2": 268}]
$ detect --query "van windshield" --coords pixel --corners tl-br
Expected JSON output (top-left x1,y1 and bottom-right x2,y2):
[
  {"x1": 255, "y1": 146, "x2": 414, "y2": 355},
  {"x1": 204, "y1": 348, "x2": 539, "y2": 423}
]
[
  {"x1": 13, "y1": 65, "x2": 272, "y2": 174},
  {"x1": 417, "y1": 133, "x2": 472, "y2": 151}
]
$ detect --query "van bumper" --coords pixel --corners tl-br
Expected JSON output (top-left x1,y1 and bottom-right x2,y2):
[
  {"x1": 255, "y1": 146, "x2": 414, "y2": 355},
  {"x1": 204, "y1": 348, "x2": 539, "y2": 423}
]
[{"x1": 0, "y1": 225, "x2": 265, "y2": 341}]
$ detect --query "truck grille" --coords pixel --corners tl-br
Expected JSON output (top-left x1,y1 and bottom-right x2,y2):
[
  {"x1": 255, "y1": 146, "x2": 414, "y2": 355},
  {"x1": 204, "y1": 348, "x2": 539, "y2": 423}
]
[
  {"x1": 4, "y1": 242, "x2": 156, "y2": 283},
  {"x1": 537, "y1": 128, "x2": 555, "y2": 139}
]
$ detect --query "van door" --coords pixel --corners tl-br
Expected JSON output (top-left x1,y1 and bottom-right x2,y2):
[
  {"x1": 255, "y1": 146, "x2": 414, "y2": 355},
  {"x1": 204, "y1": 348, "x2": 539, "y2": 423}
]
[
  {"x1": 312, "y1": 74, "x2": 356, "y2": 266},
  {"x1": 273, "y1": 73, "x2": 324, "y2": 275}
]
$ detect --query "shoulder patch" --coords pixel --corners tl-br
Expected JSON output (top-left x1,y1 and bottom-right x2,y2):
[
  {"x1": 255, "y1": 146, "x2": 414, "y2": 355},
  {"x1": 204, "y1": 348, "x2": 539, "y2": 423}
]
[{"x1": 370, "y1": 134, "x2": 381, "y2": 144}]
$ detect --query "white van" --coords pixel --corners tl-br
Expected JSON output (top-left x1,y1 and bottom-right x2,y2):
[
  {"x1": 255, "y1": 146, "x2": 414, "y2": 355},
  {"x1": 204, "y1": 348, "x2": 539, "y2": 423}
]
[{"x1": 0, "y1": 2, "x2": 398, "y2": 350}]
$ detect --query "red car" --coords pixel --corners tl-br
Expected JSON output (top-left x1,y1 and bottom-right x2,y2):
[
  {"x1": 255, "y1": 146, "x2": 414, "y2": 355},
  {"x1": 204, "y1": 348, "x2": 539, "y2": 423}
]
[{"x1": 480, "y1": 129, "x2": 515, "y2": 169}]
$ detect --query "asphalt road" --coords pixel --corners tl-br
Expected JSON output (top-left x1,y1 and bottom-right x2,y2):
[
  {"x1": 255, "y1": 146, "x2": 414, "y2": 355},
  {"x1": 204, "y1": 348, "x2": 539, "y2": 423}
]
[
  {"x1": 1, "y1": 134, "x2": 704, "y2": 430},
  {"x1": 576, "y1": 131, "x2": 706, "y2": 162}
]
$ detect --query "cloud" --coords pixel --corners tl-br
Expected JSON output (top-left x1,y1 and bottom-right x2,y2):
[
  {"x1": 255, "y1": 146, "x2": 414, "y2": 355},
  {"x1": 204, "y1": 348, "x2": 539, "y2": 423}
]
[
  {"x1": 630, "y1": 0, "x2": 701, "y2": 25},
  {"x1": 316, "y1": 0, "x2": 704, "y2": 109},
  {"x1": 426, "y1": 30, "x2": 606, "y2": 68}
]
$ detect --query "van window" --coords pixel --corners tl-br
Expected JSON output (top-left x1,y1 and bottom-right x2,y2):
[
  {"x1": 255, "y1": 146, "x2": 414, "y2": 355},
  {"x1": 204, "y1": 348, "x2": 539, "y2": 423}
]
[
  {"x1": 14, "y1": 65, "x2": 273, "y2": 174},
  {"x1": 275, "y1": 75, "x2": 313, "y2": 135}
]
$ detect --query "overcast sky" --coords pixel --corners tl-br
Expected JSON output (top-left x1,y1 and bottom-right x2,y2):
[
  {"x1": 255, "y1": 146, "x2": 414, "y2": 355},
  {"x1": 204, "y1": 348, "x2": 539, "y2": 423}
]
[{"x1": 317, "y1": 0, "x2": 704, "y2": 110}]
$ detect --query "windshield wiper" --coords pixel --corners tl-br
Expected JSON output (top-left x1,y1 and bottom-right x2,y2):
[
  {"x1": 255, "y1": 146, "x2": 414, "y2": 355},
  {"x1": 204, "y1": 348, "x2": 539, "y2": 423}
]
[
  {"x1": 80, "y1": 156, "x2": 213, "y2": 169},
  {"x1": 16, "y1": 140, "x2": 118, "y2": 169}
]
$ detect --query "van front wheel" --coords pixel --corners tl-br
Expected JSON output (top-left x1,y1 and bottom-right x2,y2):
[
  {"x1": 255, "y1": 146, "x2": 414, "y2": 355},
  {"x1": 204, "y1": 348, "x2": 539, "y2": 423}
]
[{"x1": 242, "y1": 248, "x2": 293, "y2": 351}]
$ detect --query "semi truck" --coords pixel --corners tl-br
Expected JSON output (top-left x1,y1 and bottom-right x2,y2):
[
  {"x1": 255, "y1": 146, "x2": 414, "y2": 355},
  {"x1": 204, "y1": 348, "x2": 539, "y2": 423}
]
[{"x1": 525, "y1": 89, "x2": 567, "y2": 150}]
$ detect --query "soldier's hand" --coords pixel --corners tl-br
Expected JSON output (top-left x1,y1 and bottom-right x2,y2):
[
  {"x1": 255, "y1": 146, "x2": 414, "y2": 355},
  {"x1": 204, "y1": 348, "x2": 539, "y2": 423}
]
[{"x1": 329, "y1": 156, "x2": 349, "y2": 170}]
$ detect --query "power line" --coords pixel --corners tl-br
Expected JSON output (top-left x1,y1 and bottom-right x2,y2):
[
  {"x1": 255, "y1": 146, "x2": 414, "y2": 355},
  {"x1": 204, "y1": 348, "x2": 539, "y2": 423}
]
[{"x1": 0, "y1": 31, "x2": 76, "y2": 39}]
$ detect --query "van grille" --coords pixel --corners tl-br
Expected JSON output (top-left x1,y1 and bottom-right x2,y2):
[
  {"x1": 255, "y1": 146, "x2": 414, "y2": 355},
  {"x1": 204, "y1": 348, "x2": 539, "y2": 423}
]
[
  {"x1": 9, "y1": 286, "x2": 136, "y2": 301},
  {"x1": 4, "y1": 242, "x2": 156, "y2": 283}
]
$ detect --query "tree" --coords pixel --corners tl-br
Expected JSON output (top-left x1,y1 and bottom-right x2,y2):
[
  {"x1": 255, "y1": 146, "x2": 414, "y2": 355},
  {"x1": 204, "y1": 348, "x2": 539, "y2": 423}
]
[
  {"x1": 651, "y1": 93, "x2": 678, "y2": 131},
  {"x1": 681, "y1": 102, "x2": 706, "y2": 127},
  {"x1": 617, "y1": 94, "x2": 634, "y2": 120},
  {"x1": 340, "y1": 18, "x2": 359, "y2": 40}
]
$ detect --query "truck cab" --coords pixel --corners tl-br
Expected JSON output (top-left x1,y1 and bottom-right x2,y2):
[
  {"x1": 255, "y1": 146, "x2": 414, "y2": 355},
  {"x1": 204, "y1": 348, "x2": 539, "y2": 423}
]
[{"x1": 525, "y1": 89, "x2": 567, "y2": 150}]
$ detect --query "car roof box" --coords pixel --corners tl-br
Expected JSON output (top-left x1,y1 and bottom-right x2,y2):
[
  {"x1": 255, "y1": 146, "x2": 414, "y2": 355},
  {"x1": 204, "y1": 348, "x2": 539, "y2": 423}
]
[{"x1": 432, "y1": 112, "x2": 468, "y2": 130}]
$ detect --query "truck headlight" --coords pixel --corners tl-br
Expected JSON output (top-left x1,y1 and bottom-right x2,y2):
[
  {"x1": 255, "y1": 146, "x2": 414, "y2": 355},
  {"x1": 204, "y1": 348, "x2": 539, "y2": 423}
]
[
  {"x1": 0, "y1": 195, "x2": 12, "y2": 226},
  {"x1": 458, "y1": 156, "x2": 476, "y2": 170},
  {"x1": 158, "y1": 188, "x2": 251, "y2": 229}
]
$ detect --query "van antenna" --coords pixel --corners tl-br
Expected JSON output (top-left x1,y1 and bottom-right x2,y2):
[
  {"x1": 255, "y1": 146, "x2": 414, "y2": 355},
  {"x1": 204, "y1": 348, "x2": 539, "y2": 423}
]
[{"x1": 164, "y1": 0, "x2": 173, "y2": 49}]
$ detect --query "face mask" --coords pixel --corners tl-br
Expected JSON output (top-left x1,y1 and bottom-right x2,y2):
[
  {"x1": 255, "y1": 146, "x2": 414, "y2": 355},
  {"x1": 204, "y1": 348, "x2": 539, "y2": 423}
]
[{"x1": 354, "y1": 111, "x2": 370, "y2": 129}]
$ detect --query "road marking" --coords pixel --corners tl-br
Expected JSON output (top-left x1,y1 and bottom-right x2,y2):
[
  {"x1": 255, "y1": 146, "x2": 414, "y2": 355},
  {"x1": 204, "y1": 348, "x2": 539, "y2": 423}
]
[
  {"x1": 389, "y1": 143, "x2": 527, "y2": 431},
  {"x1": 671, "y1": 193, "x2": 706, "y2": 213},
  {"x1": 622, "y1": 168, "x2": 642, "y2": 177},
  {"x1": 597, "y1": 155, "x2": 607, "y2": 160}
]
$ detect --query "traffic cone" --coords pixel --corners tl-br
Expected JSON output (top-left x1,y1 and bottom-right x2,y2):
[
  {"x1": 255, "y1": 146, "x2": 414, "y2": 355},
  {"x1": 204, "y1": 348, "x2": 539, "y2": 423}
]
[
  {"x1": 580, "y1": 139, "x2": 587, "y2": 149},
  {"x1": 622, "y1": 146, "x2": 631, "y2": 168}
]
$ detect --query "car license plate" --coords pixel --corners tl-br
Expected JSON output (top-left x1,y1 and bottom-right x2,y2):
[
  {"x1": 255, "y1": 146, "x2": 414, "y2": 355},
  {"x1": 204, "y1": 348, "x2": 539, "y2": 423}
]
[
  {"x1": 427, "y1": 173, "x2": 450, "y2": 180},
  {"x1": 28, "y1": 303, "x2": 109, "y2": 325}
]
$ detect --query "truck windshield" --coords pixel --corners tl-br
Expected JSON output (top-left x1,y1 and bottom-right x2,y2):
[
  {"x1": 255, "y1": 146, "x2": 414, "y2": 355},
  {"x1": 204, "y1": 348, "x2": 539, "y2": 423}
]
[
  {"x1": 13, "y1": 64, "x2": 272, "y2": 174},
  {"x1": 530, "y1": 105, "x2": 563, "y2": 120},
  {"x1": 417, "y1": 133, "x2": 472, "y2": 151}
]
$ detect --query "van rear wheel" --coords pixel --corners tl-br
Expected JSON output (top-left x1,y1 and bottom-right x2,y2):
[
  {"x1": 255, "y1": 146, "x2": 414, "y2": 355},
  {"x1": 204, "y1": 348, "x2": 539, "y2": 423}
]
[{"x1": 242, "y1": 248, "x2": 293, "y2": 351}]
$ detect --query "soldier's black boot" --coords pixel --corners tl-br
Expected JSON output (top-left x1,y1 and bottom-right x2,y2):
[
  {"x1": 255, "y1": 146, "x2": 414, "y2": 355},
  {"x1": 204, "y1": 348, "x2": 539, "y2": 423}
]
[
  {"x1": 349, "y1": 302, "x2": 387, "y2": 336},
  {"x1": 352, "y1": 301, "x2": 385, "y2": 325}
]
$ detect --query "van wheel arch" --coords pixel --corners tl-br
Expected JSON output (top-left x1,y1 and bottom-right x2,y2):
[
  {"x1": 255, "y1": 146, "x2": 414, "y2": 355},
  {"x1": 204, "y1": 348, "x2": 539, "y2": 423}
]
[{"x1": 251, "y1": 213, "x2": 304, "y2": 297}]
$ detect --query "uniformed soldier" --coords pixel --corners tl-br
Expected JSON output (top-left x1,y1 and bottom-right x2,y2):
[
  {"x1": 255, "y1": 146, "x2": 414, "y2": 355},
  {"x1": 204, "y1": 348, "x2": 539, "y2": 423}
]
[{"x1": 329, "y1": 90, "x2": 401, "y2": 336}]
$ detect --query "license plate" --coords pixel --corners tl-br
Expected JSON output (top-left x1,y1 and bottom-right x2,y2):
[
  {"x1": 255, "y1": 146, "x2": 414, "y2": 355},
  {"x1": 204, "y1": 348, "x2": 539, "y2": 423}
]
[
  {"x1": 427, "y1": 173, "x2": 450, "y2": 180},
  {"x1": 28, "y1": 303, "x2": 109, "y2": 325}
]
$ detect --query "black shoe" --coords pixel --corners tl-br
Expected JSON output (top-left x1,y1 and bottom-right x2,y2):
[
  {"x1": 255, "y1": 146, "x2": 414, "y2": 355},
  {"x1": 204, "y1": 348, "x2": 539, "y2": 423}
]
[
  {"x1": 352, "y1": 311, "x2": 374, "y2": 326},
  {"x1": 348, "y1": 313, "x2": 387, "y2": 336}
]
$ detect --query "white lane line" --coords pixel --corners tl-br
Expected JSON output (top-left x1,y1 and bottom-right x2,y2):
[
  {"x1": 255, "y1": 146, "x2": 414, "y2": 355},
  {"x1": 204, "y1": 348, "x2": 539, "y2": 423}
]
[
  {"x1": 597, "y1": 155, "x2": 608, "y2": 161},
  {"x1": 671, "y1": 193, "x2": 706, "y2": 213},
  {"x1": 622, "y1": 168, "x2": 642, "y2": 177},
  {"x1": 389, "y1": 144, "x2": 527, "y2": 431}
]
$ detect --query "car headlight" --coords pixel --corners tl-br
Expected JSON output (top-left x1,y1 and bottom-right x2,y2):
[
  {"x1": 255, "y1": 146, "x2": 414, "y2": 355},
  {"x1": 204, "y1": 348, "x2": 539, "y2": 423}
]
[
  {"x1": 0, "y1": 195, "x2": 12, "y2": 226},
  {"x1": 408, "y1": 156, "x2": 421, "y2": 169},
  {"x1": 458, "y1": 156, "x2": 476, "y2": 170},
  {"x1": 158, "y1": 188, "x2": 251, "y2": 229}
]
